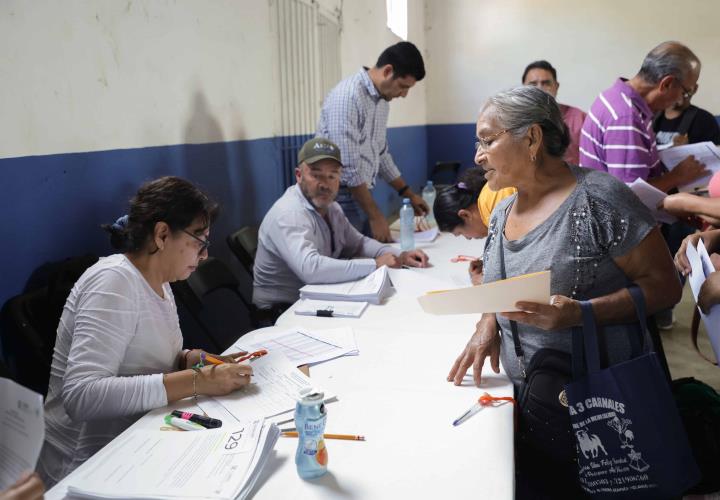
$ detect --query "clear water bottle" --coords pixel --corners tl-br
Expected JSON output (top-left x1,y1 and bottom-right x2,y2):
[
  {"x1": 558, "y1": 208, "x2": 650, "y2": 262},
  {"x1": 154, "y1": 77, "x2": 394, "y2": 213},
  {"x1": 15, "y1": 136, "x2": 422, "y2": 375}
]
[
  {"x1": 400, "y1": 198, "x2": 415, "y2": 251},
  {"x1": 422, "y1": 180, "x2": 437, "y2": 225},
  {"x1": 295, "y1": 390, "x2": 328, "y2": 479}
]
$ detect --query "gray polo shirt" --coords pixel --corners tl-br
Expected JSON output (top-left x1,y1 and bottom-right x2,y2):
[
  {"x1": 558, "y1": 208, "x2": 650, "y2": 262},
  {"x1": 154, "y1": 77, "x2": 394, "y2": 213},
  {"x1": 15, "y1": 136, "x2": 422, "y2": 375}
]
[{"x1": 252, "y1": 184, "x2": 398, "y2": 308}]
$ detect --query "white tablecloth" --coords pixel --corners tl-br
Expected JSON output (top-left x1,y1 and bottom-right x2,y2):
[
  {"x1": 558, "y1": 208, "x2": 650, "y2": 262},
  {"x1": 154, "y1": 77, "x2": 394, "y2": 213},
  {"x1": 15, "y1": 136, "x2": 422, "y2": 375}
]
[{"x1": 47, "y1": 233, "x2": 515, "y2": 499}]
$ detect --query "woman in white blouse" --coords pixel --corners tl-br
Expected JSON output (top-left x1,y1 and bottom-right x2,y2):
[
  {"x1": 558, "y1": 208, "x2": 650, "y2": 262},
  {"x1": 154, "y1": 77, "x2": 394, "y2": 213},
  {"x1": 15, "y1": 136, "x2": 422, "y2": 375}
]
[{"x1": 37, "y1": 177, "x2": 252, "y2": 486}]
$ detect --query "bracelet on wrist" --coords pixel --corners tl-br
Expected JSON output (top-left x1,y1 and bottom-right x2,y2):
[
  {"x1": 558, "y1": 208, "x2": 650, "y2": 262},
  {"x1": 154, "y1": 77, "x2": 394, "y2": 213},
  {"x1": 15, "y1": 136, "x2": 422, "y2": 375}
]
[{"x1": 397, "y1": 185, "x2": 410, "y2": 197}]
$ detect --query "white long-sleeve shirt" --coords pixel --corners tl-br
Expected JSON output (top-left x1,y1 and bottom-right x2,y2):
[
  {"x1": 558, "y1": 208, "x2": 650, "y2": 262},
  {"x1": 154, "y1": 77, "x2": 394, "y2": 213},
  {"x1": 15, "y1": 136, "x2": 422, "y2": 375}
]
[
  {"x1": 37, "y1": 254, "x2": 183, "y2": 487},
  {"x1": 252, "y1": 184, "x2": 398, "y2": 308}
]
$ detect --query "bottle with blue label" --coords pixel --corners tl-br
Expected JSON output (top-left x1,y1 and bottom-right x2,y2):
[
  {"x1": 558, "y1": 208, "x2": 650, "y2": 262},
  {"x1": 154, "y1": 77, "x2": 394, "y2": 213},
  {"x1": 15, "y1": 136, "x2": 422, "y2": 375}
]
[
  {"x1": 399, "y1": 198, "x2": 415, "y2": 251},
  {"x1": 421, "y1": 180, "x2": 437, "y2": 225},
  {"x1": 295, "y1": 390, "x2": 328, "y2": 479}
]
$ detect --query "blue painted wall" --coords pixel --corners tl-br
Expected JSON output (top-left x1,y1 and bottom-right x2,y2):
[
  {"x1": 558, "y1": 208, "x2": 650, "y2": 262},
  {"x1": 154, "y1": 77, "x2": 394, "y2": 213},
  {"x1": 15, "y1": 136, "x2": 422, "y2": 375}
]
[
  {"x1": 426, "y1": 123, "x2": 477, "y2": 178},
  {"x1": 0, "y1": 125, "x2": 431, "y2": 311}
]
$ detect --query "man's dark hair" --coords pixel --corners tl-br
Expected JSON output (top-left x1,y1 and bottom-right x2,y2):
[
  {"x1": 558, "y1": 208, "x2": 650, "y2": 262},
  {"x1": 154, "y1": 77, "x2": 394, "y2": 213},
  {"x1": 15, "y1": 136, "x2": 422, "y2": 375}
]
[
  {"x1": 376, "y1": 41, "x2": 425, "y2": 81},
  {"x1": 521, "y1": 60, "x2": 557, "y2": 83}
]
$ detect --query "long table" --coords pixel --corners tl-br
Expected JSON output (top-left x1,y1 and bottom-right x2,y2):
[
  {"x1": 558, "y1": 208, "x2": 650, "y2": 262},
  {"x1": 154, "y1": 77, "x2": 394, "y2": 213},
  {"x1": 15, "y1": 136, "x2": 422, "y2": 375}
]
[{"x1": 47, "y1": 233, "x2": 514, "y2": 499}]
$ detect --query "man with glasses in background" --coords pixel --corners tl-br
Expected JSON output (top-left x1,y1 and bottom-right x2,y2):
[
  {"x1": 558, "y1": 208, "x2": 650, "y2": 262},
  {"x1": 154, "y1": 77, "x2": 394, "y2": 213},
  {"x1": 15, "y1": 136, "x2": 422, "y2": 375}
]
[
  {"x1": 580, "y1": 41, "x2": 708, "y2": 193},
  {"x1": 580, "y1": 41, "x2": 710, "y2": 330},
  {"x1": 653, "y1": 80, "x2": 720, "y2": 149}
]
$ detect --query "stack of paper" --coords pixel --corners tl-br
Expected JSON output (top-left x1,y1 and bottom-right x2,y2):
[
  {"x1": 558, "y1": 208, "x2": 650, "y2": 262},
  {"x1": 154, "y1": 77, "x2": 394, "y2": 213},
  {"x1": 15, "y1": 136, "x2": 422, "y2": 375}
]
[
  {"x1": 659, "y1": 141, "x2": 720, "y2": 192},
  {"x1": 684, "y1": 240, "x2": 720, "y2": 361},
  {"x1": 628, "y1": 177, "x2": 677, "y2": 224},
  {"x1": 417, "y1": 270, "x2": 551, "y2": 315},
  {"x1": 294, "y1": 298, "x2": 368, "y2": 318},
  {"x1": 299, "y1": 265, "x2": 392, "y2": 304},
  {"x1": 233, "y1": 327, "x2": 359, "y2": 367},
  {"x1": 0, "y1": 378, "x2": 44, "y2": 491},
  {"x1": 66, "y1": 420, "x2": 279, "y2": 500}
]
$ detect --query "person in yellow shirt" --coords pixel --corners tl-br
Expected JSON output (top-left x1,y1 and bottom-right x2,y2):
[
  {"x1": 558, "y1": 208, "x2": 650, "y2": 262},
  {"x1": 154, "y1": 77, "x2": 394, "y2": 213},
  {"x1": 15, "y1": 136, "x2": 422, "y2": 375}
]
[{"x1": 434, "y1": 168, "x2": 516, "y2": 284}]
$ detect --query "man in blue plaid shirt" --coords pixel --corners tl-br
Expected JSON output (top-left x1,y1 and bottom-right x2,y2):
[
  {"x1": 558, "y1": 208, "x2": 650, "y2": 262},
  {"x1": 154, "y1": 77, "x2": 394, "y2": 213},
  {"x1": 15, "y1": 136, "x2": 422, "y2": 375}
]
[{"x1": 316, "y1": 42, "x2": 428, "y2": 242}]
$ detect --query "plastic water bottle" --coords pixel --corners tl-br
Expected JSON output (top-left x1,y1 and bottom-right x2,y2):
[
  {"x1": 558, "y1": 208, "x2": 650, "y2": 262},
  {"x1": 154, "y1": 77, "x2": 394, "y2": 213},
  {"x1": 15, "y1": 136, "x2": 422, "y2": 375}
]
[
  {"x1": 400, "y1": 198, "x2": 415, "y2": 251},
  {"x1": 295, "y1": 390, "x2": 328, "y2": 479},
  {"x1": 422, "y1": 180, "x2": 437, "y2": 225}
]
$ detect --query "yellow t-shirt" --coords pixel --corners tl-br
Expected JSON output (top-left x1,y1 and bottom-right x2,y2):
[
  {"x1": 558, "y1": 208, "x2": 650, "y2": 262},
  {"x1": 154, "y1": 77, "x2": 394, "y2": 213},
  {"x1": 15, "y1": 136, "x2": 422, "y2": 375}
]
[{"x1": 477, "y1": 185, "x2": 517, "y2": 226}]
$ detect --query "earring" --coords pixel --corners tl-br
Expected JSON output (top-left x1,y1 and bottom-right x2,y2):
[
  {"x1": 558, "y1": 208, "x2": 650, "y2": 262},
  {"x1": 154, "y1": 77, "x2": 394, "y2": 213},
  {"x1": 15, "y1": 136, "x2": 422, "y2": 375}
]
[{"x1": 530, "y1": 154, "x2": 536, "y2": 162}]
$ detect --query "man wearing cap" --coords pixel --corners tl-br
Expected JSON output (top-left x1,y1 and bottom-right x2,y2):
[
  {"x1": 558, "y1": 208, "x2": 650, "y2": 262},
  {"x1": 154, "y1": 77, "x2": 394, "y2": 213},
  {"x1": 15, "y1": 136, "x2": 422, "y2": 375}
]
[
  {"x1": 252, "y1": 137, "x2": 429, "y2": 315},
  {"x1": 316, "y1": 41, "x2": 429, "y2": 243}
]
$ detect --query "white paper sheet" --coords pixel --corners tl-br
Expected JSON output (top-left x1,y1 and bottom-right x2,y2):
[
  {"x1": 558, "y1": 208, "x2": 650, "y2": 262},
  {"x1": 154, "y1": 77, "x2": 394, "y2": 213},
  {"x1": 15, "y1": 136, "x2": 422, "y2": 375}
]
[
  {"x1": 294, "y1": 299, "x2": 368, "y2": 318},
  {"x1": 65, "y1": 420, "x2": 278, "y2": 500},
  {"x1": 201, "y1": 351, "x2": 334, "y2": 421},
  {"x1": 417, "y1": 270, "x2": 551, "y2": 315},
  {"x1": 0, "y1": 378, "x2": 44, "y2": 490},
  {"x1": 685, "y1": 240, "x2": 720, "y2": 361},
  {"x1": 232, "y1": 327, "x2": 358, "y2": 366},
  {"x1": 659, "y1": 141, "x2": 720, "y2": 193},
  {"x1": 387, "y1": 267, "x2": 459, "y2": 296},
  {"x1": 628, "y1": 177, "x2": 677, "y2": 224}
]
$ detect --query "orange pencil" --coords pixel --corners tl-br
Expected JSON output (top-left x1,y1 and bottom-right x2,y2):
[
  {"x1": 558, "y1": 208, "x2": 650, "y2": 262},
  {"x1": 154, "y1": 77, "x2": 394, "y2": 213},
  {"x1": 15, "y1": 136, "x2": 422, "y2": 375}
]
[
  {"x1": 281, "y1": 431, "x2": 365, "y2": 441},
  {"x1": 202, "y1": 353, "x2": 225, "y2": 365}
]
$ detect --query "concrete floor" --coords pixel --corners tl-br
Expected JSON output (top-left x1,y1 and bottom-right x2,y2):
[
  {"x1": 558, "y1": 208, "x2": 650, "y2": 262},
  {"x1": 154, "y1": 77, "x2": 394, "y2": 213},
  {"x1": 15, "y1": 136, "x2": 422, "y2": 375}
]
[{"x1": 662, "y1": 283, "x2": 720, "y2": 389}]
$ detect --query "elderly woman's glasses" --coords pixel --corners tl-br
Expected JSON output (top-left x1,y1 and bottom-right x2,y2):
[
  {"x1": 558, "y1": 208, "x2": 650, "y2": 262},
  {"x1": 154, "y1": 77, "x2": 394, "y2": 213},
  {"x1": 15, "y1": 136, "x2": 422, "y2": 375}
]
[
  {"x1": 182, "y1": 229, "x2": 211, "y2": 255},
  {"x1": 475, "y1": 129, "x2": 509, "y2": 153}
]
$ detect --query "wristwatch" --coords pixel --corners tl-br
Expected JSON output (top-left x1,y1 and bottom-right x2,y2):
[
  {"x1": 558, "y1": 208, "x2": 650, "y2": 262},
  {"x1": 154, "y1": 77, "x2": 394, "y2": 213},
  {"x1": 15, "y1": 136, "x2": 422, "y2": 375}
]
[{"x1": 396, "y1": 185, "x2": 410, "y2": 197}]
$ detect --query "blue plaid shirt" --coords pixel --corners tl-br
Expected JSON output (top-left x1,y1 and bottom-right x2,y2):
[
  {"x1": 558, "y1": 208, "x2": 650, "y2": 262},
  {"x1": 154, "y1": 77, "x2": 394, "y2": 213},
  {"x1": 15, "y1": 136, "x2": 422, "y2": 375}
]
[{"x1": 316, "y1": 68, "x2": 402, "y2": 188}]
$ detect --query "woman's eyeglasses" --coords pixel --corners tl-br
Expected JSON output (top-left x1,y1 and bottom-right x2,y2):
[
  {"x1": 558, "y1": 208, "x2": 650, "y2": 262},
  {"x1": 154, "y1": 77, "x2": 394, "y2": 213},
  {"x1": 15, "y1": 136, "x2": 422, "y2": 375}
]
[
  {"x1": 182, "y1": 229, "x2": 211, "y2": 255},
  {"x1": 474, "y1": 129, "x2": 509, "y2": 153}
]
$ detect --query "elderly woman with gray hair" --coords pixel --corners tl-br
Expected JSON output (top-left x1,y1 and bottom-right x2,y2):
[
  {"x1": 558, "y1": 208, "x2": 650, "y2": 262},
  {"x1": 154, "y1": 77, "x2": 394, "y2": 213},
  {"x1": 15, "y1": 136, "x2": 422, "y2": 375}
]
[{"x1": 446, "y1": 86, "x2": 681, "y2": 498}]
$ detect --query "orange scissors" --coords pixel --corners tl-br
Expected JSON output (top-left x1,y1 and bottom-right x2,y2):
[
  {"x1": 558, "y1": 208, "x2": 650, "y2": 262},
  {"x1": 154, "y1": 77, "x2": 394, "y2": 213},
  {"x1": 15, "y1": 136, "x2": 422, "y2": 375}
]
[{"x1": 452, "y1": 393, "x2": 515, "y2": 426}]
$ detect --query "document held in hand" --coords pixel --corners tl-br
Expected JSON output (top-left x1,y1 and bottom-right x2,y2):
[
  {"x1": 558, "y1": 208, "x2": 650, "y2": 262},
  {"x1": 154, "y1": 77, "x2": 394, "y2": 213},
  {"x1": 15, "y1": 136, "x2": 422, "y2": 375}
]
[
  {"x1": 684, "y1": 239, "x2": 720, "y2": 361},
  {"x1": 417, "y1": 270, "x2": 551, "y2": 315},
  {"x1": 659, "y1": 141, "x2": 720, "y2": 193}
]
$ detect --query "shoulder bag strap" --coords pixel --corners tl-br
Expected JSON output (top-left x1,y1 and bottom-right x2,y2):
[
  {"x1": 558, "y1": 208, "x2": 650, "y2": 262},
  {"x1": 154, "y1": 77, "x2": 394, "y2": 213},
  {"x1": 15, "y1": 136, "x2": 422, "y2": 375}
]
[
  {"x1": 677, "y1": 106, "x2": 699, "y2": 137},
  {"x1": 498, "y1": 233, "x2": 526, "y2": 377}
]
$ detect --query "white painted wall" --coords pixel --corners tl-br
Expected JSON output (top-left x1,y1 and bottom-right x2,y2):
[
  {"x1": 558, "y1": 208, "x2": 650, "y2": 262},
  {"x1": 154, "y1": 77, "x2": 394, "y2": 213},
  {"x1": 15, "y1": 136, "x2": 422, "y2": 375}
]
[
  {"x1": 0, "y1": 0, "x2": 283, "y2": 159},
  {"x1": 424, "y1": 0, "x2": 720, "y2": 124},
  {"x1": 338, "y1": 0, "x2": 428, "y2": 127}
]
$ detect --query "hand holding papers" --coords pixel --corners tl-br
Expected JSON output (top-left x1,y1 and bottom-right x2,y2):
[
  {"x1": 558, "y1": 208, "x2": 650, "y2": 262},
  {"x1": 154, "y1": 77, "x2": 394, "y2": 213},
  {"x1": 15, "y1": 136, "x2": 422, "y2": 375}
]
[
  {"x1": 418, "y1": 271, "x2": 551, "y2": 315},
  {"x1": 0, "y1": 378, "x2": 44, "y2": 491},
  {"x1": 659, "y1": 141, "x2": 720, "y2": 192},
  {"x1": 300, "y1": 265, "x2": 392, "y2": 304},
  {"x1": 684, "y1": 240, "x2": 720, "y2": 362},
  {"x1": 628, "y1": 177, "x2": 677, "y2": 224},
  {"x1": 65, "y1": 420, "x2": 279, "y2": 500}
]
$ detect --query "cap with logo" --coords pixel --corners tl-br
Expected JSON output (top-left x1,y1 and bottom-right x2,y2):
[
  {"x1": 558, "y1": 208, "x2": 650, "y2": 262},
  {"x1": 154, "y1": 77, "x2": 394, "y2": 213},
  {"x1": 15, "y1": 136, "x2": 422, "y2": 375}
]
[{"x1": 297, "y1": 138, "x2": 343, "y2": 166}]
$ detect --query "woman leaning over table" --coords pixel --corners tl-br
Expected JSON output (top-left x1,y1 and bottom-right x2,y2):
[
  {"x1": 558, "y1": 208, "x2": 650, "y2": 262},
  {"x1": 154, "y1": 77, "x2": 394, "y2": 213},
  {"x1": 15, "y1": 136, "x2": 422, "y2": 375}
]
[
  {"x1": 434, "y1": 168, "x2": 515, "y2": 285},
  {"x1": 445, "y1": 86, "x2": 681, "y2": 498},
  {"x1": 37, "y1": 177, "x2": 252, "y2": 487}
]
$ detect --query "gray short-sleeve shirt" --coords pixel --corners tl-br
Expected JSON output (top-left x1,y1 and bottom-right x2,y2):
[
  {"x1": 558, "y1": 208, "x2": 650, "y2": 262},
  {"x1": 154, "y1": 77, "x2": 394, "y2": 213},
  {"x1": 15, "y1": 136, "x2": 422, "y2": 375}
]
[{"x1": 483, "y1": 166, "x2": 656, "y2": 386}]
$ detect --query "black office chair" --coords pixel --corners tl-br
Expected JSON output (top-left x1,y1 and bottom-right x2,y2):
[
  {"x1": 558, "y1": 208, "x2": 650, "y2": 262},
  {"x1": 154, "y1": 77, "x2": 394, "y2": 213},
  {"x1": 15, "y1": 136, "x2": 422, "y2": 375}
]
[
  {"x1": 171, "y1": 257, "x2": 256, "y2": 353},
  {"x1": 227, "y1": 226, "x2": 259, "y2": 277},
  {"x1": 0, "y1": 254, "x2": 98, "y2": 396},
  {"x1": 430, "y1": 161, "x2": 461, "y2": 186}
]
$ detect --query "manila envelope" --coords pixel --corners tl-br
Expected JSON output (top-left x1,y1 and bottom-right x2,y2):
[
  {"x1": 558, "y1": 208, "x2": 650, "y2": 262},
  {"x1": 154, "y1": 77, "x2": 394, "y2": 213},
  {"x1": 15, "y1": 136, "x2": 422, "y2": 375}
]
[{"x1": 417, "y1": 270, "x2": 551, "y2": 315}]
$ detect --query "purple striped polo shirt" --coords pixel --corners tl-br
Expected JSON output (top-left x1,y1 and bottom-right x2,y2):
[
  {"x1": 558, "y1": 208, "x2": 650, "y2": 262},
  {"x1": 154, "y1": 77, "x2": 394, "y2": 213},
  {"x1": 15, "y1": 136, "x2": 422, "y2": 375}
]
[{"x1": 579, "y1": 78, "x2": 662, "y2": 183}]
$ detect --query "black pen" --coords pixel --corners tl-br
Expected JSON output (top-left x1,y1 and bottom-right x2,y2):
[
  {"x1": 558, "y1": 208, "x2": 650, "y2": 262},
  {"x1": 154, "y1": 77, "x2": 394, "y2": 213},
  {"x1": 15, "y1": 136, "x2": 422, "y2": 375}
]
[{"x1": 316, "y1": 309, "x2": 334, "y2": 317}]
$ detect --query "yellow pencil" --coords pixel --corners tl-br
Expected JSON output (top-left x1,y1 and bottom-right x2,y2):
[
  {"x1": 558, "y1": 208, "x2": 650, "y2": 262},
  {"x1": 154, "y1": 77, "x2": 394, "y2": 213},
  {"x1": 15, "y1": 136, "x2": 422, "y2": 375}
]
[{"x1": 281, "y1": 432, "x2": 365, "y2": 441}]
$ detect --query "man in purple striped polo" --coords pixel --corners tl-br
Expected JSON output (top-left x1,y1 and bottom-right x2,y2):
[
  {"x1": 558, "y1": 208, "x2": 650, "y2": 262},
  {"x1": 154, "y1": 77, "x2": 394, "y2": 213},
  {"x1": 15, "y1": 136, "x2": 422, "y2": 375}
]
[{"x1": 580, "y1": 41, "x2": 708, "y2": 192}]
